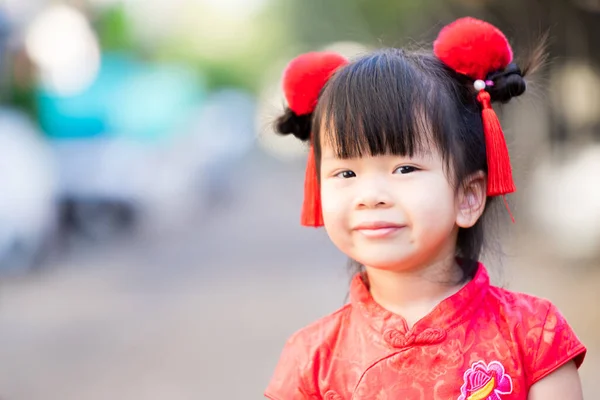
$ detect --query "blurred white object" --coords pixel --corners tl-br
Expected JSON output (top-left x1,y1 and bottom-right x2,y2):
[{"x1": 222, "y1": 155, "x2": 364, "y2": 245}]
[
  {"x1": 0, "y1": 108, "x2": 58, "y2": 271},
  {"x1": 25, "y1": 4, "x2": 101, "y2": 96},
  {"x1": 52, "y1": 137, "x2": 210, "y2": 237},
  {"x1": 54, "y1": 88, "x2": 259, "y2": 232},
  {"x1": 529, "y1": 145, "x2": 600, "y2": 260}
]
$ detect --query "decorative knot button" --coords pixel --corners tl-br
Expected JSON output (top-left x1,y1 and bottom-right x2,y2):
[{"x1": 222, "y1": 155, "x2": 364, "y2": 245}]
[
  {"x1": 383, "y1": 329, "x2": 414, "y2": 348},
  {"x1": 383, "y1": 328, "x2": 447, "y2": 348},
  {"x1": 414, "y1": 328, "x2": 447, "y2": 345}
]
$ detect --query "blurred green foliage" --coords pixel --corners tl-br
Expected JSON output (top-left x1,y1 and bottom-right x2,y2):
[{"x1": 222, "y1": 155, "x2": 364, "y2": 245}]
[{"x1": 95, "y1": 4, "x2": 137, "y2": 54}]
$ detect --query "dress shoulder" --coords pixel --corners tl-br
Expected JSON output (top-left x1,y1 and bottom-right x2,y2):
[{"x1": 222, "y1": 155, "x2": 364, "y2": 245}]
[
  {"x1": 486, "y1": 285, "x2": 586, "y2": 386},
  {"x1": 264, "y1": 303, "x2": 353, "y2": 400}
]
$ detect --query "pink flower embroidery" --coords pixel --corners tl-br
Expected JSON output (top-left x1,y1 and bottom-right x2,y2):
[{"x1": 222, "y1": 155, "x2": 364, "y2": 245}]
[{"x1": 458, "y1": 361, "x2": 513, "y2": 400}]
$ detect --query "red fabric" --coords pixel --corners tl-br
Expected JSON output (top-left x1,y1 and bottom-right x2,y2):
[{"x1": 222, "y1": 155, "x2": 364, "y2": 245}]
[
  {"x1": 283, "y1": 52, "x2": 349, "y2": 116},
  {"x1": 265, "y1": 264, "x2": 586, "y2": 400},
  {"x1": 433, "y1": 17, "x2": 513, "y2": 80},
  {"x1": 301, "y1": 145, "x2": 323, "y2": 227},
  {"x1": 477, "y1": 90, "x2": 516, "y2": 197}
]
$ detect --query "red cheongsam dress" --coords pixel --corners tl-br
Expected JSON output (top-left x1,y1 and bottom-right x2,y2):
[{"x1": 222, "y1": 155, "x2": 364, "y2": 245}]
[{"x1": 265, "y1": 264, "x2": 586, "y2": 400}]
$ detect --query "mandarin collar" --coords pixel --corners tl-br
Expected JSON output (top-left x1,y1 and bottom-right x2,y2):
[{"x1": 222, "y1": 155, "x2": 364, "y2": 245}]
[{"x1": 349, "y1": 263, "x2": 490, "y2": 347}]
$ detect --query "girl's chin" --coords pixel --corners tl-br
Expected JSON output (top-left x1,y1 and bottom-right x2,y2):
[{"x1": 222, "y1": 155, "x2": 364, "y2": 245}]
[{"x1": 349, "y1": 249, "x2": 413, "y2": 271}]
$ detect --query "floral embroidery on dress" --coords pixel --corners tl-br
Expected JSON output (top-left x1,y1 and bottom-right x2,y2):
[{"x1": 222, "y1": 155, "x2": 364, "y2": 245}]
[
  {"x1": 458, "y1": 360, "x2": 513, "y2": 400},
  {"x1": 323, "y1": 390, "x2": 343, "y2": 400}
]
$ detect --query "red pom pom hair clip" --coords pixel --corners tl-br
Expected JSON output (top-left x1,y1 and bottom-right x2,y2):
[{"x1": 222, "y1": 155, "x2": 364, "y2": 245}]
[
  {"x1": 281, "y1": 52, "x2": 349, "y2": 227},
  {"x1": 434, "y1": 17, "x2": 517, "y2": 220}
]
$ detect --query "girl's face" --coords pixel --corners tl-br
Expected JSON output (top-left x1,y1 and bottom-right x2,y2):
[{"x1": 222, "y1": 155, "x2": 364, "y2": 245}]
[{"x1": 319, "y1": 139, "x2": 486, "y2": 273}]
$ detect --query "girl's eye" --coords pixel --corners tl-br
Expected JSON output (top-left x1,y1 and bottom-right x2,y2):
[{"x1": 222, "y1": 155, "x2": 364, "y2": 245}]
[
  {"x1": 394, "y1": 166, "x2": 418, "y2": 174},
  {"x1": 335, "y1": 170, "x2": 356, "y2": 179}
]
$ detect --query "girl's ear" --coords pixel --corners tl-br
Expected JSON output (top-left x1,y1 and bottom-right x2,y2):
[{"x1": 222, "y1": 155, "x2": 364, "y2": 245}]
[{"x1": 456, "y1": 171, "x2": 487, "y2": 228}]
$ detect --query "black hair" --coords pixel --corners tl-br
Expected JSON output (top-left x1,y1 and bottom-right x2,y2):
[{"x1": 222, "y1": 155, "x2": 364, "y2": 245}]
[{"x1": 275, "y1": 41, "x2": 546, "y2": 281}]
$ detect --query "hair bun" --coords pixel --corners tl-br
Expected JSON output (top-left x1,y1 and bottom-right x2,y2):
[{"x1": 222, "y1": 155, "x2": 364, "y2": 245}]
[
  {"x1": 487, "y1": 63, "x2": 526, "y2": 104},
  {"x1": 275, "y1": 108, "x2": 312, "y2": 142}
]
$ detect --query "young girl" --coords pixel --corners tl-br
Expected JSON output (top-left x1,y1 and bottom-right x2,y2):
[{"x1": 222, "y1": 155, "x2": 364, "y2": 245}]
[{"x1": 265, "y1": 17, "x2": 586, "y2": 400}]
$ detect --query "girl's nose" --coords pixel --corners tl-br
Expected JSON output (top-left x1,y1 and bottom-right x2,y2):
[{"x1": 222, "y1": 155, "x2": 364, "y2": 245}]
[{"x1": 355, "y1": 182, "x2": 393, "y2": 209}]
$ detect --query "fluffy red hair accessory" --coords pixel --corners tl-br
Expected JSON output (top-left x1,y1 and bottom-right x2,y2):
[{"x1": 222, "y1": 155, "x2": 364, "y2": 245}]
[
  {"x1": 434, "y1": 17, "x2": 516, "y2": 208},
  {"x1": 433, "y1": 17, "x2": 513, "y2": 80},
  {"x1": 283, "y1": 52, "x2": 349, "y2": 116},
  {"x1": 282, "y1": 51, "x2": 348, "y2": 227}
]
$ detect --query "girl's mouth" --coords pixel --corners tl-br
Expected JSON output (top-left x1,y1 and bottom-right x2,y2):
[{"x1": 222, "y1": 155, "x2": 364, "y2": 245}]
[{"x1": 353, "y1": 221, "x2": 405, "y2": 238}]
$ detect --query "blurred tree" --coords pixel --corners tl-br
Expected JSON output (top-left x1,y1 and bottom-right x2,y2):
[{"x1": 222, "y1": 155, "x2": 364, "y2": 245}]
[
  {"x1": 94, "y1": 4, "x2": 137, "y2": 54},
  {"x1": 141, "y1": 2, "x2": 291, "y2": 94},
  {"x1": 280, "y1": 0, "x2": 480, "y2": 49}
]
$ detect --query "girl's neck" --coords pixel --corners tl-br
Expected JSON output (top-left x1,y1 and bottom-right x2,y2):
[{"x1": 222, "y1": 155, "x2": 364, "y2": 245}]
[{"x1": 364, "y1": 255, "x2": 467, "y2": 329}]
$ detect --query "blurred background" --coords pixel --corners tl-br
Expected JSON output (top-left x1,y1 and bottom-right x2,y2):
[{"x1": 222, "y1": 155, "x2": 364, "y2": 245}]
[{"x1": 0, "y1": 0, "x2": 598, "y2": 398}]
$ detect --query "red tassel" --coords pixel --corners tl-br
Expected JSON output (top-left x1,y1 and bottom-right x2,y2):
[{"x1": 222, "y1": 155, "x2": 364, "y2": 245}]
[
  {"x1": 301, "y1": 145, "x2": 324, "y2": 227},
  {"x1": 477, "y1": 90, "x2": 516, "y2": 197}
]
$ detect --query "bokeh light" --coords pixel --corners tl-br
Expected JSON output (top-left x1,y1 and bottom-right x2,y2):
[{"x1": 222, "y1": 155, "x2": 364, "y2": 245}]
[{"x1": 25, "y1": 4, "x2": 101, "y2": 96}]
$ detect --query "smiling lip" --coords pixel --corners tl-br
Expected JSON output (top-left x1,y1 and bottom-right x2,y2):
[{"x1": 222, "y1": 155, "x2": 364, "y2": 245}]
[{"x1": 353, "y1": 221, "x2": 405, "y2": 238}]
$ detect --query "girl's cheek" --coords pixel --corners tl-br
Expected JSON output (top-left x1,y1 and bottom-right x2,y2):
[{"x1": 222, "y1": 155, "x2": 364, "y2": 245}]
[
  {"x1": 320, "y1": 185, "x2": 348, "y2": 227},
  {"x1": 320, "y1": 183, "x2": 336, "y2": 211}
]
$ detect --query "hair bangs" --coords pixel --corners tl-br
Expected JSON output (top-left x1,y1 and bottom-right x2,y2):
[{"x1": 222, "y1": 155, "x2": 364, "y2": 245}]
[{"x1": 314, "y1": 49, "x2": 445, "y2": 161}]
